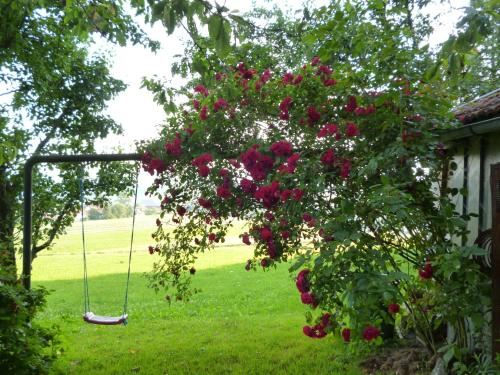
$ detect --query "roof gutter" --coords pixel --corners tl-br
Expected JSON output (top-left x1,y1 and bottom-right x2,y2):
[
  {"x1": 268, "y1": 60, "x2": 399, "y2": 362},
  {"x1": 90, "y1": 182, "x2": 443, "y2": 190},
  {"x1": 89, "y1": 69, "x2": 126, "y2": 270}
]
[{"x1": 440, "y1": 116, "x2": 500, "y2": 142}]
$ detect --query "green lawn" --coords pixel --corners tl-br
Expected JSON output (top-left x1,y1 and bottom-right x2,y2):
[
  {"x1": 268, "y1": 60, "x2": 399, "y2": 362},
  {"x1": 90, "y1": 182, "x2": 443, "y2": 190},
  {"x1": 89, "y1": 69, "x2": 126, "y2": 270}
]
[{"x1": 33, "y1": 217, "x2": 366, "y2": 375}]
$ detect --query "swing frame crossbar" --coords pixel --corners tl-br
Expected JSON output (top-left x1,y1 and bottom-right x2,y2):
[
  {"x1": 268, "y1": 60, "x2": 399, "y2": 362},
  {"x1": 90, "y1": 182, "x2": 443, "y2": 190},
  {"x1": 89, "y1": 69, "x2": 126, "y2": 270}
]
[{"x1": 22, "y1": 153, "x2": 142, "y2": 290}]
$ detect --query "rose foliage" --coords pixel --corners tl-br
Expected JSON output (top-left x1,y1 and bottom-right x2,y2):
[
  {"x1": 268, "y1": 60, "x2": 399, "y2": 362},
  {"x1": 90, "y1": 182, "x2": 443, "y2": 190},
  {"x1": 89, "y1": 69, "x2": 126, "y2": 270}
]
[{"x1": 142, "y1": 56, "x2": 489, "y2": 356}]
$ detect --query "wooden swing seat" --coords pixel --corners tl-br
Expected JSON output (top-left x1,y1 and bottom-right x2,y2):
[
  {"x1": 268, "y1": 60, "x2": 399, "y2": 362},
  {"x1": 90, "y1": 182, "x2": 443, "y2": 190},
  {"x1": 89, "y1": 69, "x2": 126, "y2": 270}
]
[{"x1": 83, "y1": 312, "x2": 128, "y2": 325}]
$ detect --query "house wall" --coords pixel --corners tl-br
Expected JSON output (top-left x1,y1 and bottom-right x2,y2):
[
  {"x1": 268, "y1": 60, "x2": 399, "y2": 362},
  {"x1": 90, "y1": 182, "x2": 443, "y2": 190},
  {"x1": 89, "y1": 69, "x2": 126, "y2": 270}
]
[
  {"x1": 483, "y1": 130, "x2": 500, "y2": 230},
  {"x1": 448, "y1": 130, "x2": 500, "y2": 245}
]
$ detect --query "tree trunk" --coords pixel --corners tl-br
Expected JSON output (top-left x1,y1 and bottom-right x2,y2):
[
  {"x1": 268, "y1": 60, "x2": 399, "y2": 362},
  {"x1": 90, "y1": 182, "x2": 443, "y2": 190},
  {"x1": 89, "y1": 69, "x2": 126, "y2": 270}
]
[{"x1": 0, "y1": 166, "x2": 17, "y2": 277}]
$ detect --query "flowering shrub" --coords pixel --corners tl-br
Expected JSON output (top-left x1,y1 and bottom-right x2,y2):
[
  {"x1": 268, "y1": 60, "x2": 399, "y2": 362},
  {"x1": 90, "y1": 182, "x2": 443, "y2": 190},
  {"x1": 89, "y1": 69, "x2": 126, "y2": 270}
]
[
  {"x1": 142, "y1": 57, "x2": 489, "y2": 356},
  {"x1": 0, "y1": 268, "x2": 59, "y2": 374}
]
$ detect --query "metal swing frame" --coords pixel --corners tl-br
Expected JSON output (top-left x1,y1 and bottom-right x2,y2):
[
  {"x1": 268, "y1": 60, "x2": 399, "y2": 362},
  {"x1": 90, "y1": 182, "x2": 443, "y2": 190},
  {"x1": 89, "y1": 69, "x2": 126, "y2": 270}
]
[{"x1": 22, "y1": 153, "x2": 141, "y2": 290}]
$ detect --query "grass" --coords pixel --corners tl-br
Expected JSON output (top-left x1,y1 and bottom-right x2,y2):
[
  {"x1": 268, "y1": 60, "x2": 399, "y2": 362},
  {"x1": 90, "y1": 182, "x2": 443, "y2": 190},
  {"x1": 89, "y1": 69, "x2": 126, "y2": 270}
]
[{"x1": 32, "y1": 216, "x2": 367, "y2": 375}]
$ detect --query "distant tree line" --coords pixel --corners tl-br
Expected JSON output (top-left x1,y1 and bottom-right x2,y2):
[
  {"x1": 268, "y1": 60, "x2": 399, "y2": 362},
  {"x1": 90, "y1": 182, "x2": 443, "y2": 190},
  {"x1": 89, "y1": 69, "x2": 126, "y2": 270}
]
[
  {"x1": 86, "y1": 201, "x2": 161, "y2": 220},
  {"x1": 87, "y1": 199, "x2": 133, "y2": 220}
]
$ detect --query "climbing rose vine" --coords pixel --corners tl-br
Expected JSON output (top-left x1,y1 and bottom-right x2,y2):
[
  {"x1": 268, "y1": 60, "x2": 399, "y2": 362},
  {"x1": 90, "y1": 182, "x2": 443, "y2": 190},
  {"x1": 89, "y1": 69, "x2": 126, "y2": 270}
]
[{"x1": 142, "y1": 58, "x2": 489, "y2": 353}]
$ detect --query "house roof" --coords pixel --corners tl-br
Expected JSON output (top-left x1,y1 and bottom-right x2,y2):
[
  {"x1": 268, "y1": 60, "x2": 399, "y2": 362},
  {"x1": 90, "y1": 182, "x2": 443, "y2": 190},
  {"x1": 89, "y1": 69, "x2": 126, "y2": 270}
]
[{"x1": 454, "y1": 88, "x2": 500, "y2": 125}]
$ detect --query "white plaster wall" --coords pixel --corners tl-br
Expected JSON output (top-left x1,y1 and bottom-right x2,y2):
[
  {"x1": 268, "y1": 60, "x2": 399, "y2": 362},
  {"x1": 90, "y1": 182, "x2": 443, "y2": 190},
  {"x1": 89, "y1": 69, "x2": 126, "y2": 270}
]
[
  {"x1": 448, "y1": 144, "x2": 465, "y2": 245},
  {"x1": 467, "y1": 137, "x2": 481, "y2": 244},
  {"x1": 448, "y1": 131, "x2": 500, "y2": 245}
]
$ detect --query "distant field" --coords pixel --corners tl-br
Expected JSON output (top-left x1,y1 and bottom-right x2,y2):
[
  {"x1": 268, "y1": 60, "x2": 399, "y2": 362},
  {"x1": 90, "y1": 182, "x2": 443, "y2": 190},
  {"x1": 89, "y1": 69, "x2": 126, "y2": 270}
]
[
  {"x1": 40, "y1": 215, "x2": 250, "y2": 257},
  {"x1": 32, "y1": 217, "x2": 366, "y2": 375}
]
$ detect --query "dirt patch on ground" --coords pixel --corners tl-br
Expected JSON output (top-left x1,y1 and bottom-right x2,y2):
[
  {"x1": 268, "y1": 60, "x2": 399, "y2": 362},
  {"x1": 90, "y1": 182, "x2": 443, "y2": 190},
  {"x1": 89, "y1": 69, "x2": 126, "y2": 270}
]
[{"x1": 360, "y1": 346, "x2": 436, "y2": 375}]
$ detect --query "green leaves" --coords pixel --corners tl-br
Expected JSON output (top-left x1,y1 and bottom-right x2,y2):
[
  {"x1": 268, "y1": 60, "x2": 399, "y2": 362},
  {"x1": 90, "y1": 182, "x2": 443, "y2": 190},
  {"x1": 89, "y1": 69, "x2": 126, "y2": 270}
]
[
  {"x1": 208, "y1": 14, "x2": 231, "y2": 57},
  {"x1": 162, "y1": 5, "x2": 177, "y2": 34}
]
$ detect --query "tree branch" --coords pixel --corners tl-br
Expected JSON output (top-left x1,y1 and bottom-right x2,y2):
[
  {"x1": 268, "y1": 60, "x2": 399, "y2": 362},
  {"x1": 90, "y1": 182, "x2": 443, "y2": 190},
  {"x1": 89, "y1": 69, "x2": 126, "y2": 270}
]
[
  {"x1": 32, "y1": 201, "x2": 73, "y2": 256},
  {"x1": 0, "y1": 88, "x2": 20, "y2": 97},
  {"x1": 33, "y1": 127, "x2": 57, "y2": 155}
]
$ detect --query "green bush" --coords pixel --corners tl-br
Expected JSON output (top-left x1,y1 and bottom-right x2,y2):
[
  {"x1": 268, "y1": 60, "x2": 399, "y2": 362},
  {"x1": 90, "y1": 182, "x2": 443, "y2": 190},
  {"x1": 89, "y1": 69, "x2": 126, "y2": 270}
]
[{"x1": 0, "y1": 269, "x2": 59, "y2": 374}]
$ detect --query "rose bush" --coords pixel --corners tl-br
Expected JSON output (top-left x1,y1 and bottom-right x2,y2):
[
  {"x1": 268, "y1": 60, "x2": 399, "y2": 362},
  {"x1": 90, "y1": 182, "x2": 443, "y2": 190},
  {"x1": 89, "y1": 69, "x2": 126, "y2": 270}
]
[{"x1": 141, "y1": 57, "x2": 489, "y2": 358}]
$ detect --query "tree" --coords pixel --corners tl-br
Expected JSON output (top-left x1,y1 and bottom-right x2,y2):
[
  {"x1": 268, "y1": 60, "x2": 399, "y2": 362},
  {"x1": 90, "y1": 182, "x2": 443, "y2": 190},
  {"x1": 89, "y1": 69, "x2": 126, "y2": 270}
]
[
  {"x1": 141, "y1": 0, "x2": 496, "y2": 370},
  {"x1": 428, "y1": 0, "x2": 500, "y2": 101},
  {"x1": 0, "y1": 1, "x2": 154, "y2": 373},
  {"x1": 87, "y1": 207, "x2": 104, "y2": 220},
  {"x1": 0, "y1": 0, "x2": 154, "y2": 273}
]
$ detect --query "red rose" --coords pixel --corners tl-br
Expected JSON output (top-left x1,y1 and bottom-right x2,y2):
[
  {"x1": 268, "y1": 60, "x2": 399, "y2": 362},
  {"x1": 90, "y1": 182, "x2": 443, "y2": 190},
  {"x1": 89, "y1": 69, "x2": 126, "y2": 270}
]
[
  {"x1": 219, "y1": 168, "x2": 229, "y2": 177},
  {"x1": 291, "y1": 188, "x2": 304, "y2": 201},
  {"x1": 341, "y1": 328, "x2": 351, "y2": 342},
  {"x1": 323, "y1": 79, "x2": 337, "y2": 86},
  {"x1": 296, "y1": 269, "x2": 311, "y2": 293},
  {"x1": 254, "y1": 181, "x2": 281, "y2": 208},
  {"x1": 242, "y1": 232, "x2": 251, "y2": 245},
  {"x1": 300, "y1": 292, "x2": 315, "y2": 305},
  {"x1": 264, "y1": 211, "x2": 275, "y2": 221},
  {"x1": 362, "y1": 326, "x2": 380, "y2": 341},
  {"x1": 191, "y1": 153, "x2": 213, "y2": 167},
  {"x1": 419, "y1": 262, "x2": 433, "y2": 279},
  {"x1": 293, "y1": 75, "x2": 303, "y2": 85},
  {"x1": 345, "y1": 95, "x2": 357, "y2": 112},
  {"x1": 303, "y1": 325, "x2": 315, "y2": 337},
  {"x1": 197, "y1": 165, "x2": 210, "y2": 177},
  {"x1": 260, "y1": 258, "x2": 270, "y2": 268},
  {"x1": 229, "y1": 158, "x2": 241, "y2": 168},
  {"x1": 149, "y1": 158, "x2": 166, "y2": 175},
  {"x1": 260, "y1": 227, "x2": 273, "y2": 242},
  {"x1": 321, "y1": 148, "x2": 336, "y2": 166},
  {"x1": 270, "y1": 140, "x2": 293, "y2": 157},
  {"x1": 388, "y1": 303, "x2": 400, "y2": 314},
  {"x1": 280, "y1": 189, "x2": 292, "y2": 202},
  {"x1": 311, "y1": 56, "x2": 320, "y2": 66},
  {"x1": 208, "y1": 233, "x2": 216, "y2": 242},
  {"x1": 267, "y1": 241, "x2": 277, "y2": 258},
  {"x1": 307, "y1": 106, "x2": 321, "y2": 124},
  {"x1": 194, "y1": 84, "x2": 209, "y2": 97},
  {"x1": 317, "y1": 65, "x2": 332, "y2": 76},
  {"x1": 303, "y1": 324, "x2": 326, "y2": 339},
  {"x1": 282, "y1": 72, "x2": 294, "y2": 84},
  {"x1": 345, "y1": 122, "x2": 359, "y2": 137},
  {"x1": 321, "y1": 313, "x2": 331, "y2": 327},
  {"x1": 317, "y1": 123, "x2": 339, "y2": 138},
  {"x1": 314, "y1": 324, "x2": 327, "y2": 338},
  {"x1": 302, "y1": 213, "x2": 313, "y2": 222},
  {"x1": 210, "y1": 208, "x2": 220, "y2": 219},
  {"x1": 213, "y1": 98, "x2": 228, "y2": 112},
  {"x1": 148, "y1": 246, "x2": 155, "y2": 255},
  {"x1": 340, "y1": 159, "x2": 351, "y2": 179},
  {"x1": 198, "y1": 197, "x2": 212, "y2": 209},
  {"x1": 216, "y1": 185, "x2": 232, "y2": 199},
  {"x1": 240, "y1": 178, "x2": 257, "y2": 194},
  {"x1": 199, "y1": 105, "x2": 208, "y2": 120},
  {"x1": 279, "y1": 96, "x2": 293, "y2": 112},
  {"x1": 176, "y1": 206, "x2": 186, "y2": 216},
  {"x1": 164, "y1": 133, "x2": 182, "y2": 157}
]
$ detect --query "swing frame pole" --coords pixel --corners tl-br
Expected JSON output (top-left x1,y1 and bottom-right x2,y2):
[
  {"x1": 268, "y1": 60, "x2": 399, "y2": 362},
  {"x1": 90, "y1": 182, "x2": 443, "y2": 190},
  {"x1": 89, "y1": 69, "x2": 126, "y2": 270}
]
[{"x1": 22, "y1": 153, "x2": 142, "y2": 290}]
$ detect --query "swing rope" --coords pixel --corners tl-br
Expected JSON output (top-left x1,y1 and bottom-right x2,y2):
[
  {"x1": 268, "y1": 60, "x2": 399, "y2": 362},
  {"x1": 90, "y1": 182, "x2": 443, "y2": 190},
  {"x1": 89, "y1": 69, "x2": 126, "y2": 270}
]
[
  {"x1": 79, "y1": 165, "x2": 139, "y2": 325},
  {"x1": 123, "y1": 173, "x2": 139, "y2": 318},
  {"x1": 80, "y1": 177, "x2": 91, "y2": 315}
]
